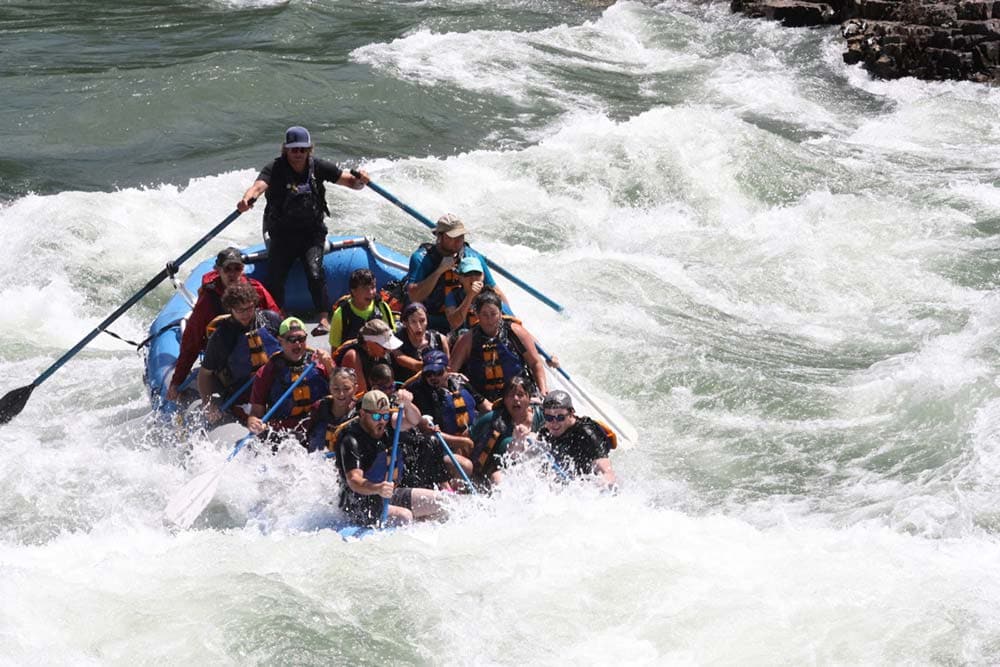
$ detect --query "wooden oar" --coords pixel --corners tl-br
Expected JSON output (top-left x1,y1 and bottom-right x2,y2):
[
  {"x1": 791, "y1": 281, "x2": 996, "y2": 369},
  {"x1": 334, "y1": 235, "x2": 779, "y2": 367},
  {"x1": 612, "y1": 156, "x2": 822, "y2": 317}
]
[
  {"x1": 0, "y1": 206, "x2": 250, "y2": 425},
  {"x1": 164, "y1": 361, "x2": 315, "y2": 529}
]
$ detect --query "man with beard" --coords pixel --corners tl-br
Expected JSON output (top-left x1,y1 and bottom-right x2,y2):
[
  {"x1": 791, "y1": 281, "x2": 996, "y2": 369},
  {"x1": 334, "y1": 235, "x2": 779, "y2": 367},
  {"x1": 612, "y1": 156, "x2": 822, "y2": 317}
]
[{"x1": 333, "y1": 389, "x2": 445, "y2": 527}]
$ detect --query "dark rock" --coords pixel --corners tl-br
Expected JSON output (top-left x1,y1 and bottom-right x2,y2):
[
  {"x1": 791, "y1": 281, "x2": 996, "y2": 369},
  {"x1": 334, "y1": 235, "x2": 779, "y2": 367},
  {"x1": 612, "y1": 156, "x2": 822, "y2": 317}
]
[{"x1": 736, "y1": 0, "x2": 1000, "y2": 83}]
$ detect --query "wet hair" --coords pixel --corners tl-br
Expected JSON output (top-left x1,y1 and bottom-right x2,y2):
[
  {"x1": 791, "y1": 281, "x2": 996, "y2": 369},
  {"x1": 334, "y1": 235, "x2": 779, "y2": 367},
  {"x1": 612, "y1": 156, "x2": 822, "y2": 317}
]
[
  {"x1": 502, "y1": 376, "x2": 532, "y2": 400},
  {"x1": 472, "y1": 289, "x2": 503, "y2": 314},
  {"x1": 367, "y1": 362, "x2": 394, "y2": 386},
  {"x1": 329, "y1": 367, "x2": 358, "y2": 385},
  {"x1": 221, "y1": 282, "x2": 258, "y2": 311},
  {"x1": 349, "y1": 268, "x2": 376, "y2": 289},
  {"x1": 401, "y1": 301, "x2": 427, "y2": 321}
]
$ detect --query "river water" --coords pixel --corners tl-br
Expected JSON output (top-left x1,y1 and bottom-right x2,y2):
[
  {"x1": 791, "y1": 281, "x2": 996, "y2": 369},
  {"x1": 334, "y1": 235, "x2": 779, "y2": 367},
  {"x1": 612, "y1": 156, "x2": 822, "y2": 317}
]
[{"x1": 3, "y1": 0, "x2": 1000, "y2": 663}]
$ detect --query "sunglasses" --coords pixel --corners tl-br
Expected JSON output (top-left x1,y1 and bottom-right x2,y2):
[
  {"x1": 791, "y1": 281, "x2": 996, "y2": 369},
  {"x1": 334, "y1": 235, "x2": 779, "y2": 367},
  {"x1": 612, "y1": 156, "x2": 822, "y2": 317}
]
[
  {"x1": 232, "y1": 304, "x2": 255, "y2": 315},
  {"x1": 283, "y1": 335, "x2": 307, "y2": 344},
  {"x1": 221, "y1": 264, "x2": 244, "y2": 273},
  {"x1": 424, "y1": 368, "x2": 445, "y2": 377},
  {"x1": 367, "y1": 410, "x2": 392, "y2": 422},
  {"x1": 288, "y1": 147, "x2": 311, "y2": 154},
  {"x1": 544, "y1": 413, "x2": 570, "y2": 423}
]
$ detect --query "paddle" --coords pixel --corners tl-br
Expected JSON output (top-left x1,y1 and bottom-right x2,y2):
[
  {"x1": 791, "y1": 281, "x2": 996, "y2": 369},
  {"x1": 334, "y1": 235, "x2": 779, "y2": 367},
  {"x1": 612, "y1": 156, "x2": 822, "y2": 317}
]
[
  {"x1": 218, "y1": 376, "x2": 256, "y2": 413},
  {"x1": 0, "y1": 206, "x2": 250, "y2": 425},
  {"x1": 379, "y1": 406, "x2": 405, "y2": 528},
  {"x1": 351, "y1": 173, "x2": 564, "y2": 313},
  {"x1": 164, "y1": 360, "x2": 316, "y2": 529},
  {"x1": 434, "y1": 432, "x2": 478, "y2": 495},
  {"x1": 536, "y1": 343, "x2": 639, "y2": 447}
]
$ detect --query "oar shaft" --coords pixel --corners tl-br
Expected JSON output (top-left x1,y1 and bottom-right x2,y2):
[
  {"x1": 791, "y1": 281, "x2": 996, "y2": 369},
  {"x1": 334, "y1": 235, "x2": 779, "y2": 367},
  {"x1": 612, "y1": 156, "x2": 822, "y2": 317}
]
[
  {"x1": 34, "y1": 208, "x2": 245, "y2": 389},
  {"x1": 228, "y1": 361, "x2": 317, "y2": 461},
  {"x1": 218, "y1": 376, "x2": 255, "y2": 412},
  {"x1": 380, "y1": 406, "x2": 404, "y2": 527},
  {"x1": 360, "y1": 178, "x2": 563, "y2": 313},
  {"x1": 364, "y1": 180, "x2": 437, "y2": 229},
  {"x1": 434, "y1": 432, "x2": 478, "y2": 495}
]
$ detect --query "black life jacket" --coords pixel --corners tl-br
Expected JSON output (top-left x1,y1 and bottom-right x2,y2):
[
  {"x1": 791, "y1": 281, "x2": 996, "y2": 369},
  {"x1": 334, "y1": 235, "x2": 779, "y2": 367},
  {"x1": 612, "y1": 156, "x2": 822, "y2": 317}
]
[
  {"x1": 265, "y1": 157, "x2": 330, "y2": 232},
  {"x1": 265, "y1": 350, "x2": 327, "y2": 419},
  {"x1": 331, "y1": 294, "x2": 394, "y2": 344}
]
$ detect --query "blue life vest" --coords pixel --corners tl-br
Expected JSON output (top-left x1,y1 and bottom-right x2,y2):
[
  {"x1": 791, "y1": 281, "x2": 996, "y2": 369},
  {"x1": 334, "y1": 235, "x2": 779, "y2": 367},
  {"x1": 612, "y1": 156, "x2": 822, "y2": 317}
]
[
  {"x1": 415, "y1": 243, "x2": 462, "y2": 316},
  {"x1": 363, "y1": 443, "x2": 404, "y2": 484},
  {"x1": 462, "y1": 318, "x2": 530, "y2": 401},
  {"x1": 227, "y1": 322, "x2": 282, "y2": 383},
  {"x1": 438, "y1": 379, "x2": 477, "y2": 435},
  {"x1": 265, "y1": 350, "x2": 328, "y2": 420}
]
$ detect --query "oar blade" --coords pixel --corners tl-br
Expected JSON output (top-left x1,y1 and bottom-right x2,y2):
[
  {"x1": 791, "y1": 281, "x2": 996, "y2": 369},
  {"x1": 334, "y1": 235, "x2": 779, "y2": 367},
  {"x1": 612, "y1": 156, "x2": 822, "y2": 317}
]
[
  {"x1": 0, "y1": 384, "x2": 35, "y2": 424},
  {"x1": 164, "y1": 464, "x2": 226, "y2": 529}
]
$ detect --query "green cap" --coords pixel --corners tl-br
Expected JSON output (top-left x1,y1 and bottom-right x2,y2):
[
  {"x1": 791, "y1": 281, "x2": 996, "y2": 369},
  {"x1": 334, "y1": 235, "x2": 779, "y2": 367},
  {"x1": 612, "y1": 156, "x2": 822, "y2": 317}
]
[{"x1": 279, "y1": 317, "x2": 306, "y2": 337}]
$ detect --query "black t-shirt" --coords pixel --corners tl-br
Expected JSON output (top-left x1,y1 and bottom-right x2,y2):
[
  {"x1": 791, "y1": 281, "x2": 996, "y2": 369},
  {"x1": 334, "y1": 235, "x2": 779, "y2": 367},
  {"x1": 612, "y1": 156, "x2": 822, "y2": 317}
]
[
  {"x1": 541, "y1": 417, "x2": 610, "y2": 477},
  {"x1": 335, "y1": 419, "x2": 397, "y2": 521},
  {"x1": 335, "y1": 419, "x2": 392, "y2": 482},
  {"x1": 258, "y1": 156, "x2": 343, "y2": 233},
  {"x1": 201, "y1": 310, "x2": 282, "y2": 372}
]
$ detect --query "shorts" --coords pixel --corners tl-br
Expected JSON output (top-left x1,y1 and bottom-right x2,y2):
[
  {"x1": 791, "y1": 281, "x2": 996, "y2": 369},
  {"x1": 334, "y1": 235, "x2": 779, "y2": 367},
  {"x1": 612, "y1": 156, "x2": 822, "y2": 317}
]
[{"x1": 341, "y1": 486, "x2": 413, "y2": 526}]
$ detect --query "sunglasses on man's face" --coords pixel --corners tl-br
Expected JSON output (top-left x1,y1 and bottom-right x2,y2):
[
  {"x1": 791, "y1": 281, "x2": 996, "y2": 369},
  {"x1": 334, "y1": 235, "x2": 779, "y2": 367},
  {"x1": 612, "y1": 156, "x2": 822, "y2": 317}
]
[
  {"x1": 544, "y1": 412, "x2": 570, "y2": 423},
  {"x1": 424, "y1": 368, "x2": 445, "y2": 377},
  {"x1": 367, "y1": 410, "x2": 392, "y2": 422},
  {"x1": 283, "y1": 335, "x2": 307, "y2": 344}
]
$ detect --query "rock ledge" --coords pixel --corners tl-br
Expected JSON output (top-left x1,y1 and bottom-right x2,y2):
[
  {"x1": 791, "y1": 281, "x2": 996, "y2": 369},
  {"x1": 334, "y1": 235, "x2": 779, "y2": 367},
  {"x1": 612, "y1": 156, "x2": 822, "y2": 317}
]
[{"x1": 730, "y1": 0, "x2": 1000, "y2": 82}]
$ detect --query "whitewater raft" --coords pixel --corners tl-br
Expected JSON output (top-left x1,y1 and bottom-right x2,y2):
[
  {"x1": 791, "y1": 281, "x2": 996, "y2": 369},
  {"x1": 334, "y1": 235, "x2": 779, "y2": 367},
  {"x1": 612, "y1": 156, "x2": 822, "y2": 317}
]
[{"x1": 143, "y1": 235, "x2": 408, "y2": 412}]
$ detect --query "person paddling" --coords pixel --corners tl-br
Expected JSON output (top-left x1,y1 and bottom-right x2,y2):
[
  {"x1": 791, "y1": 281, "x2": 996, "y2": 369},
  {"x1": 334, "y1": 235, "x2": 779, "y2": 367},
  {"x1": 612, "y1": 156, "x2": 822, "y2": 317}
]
[
  {"x1": 237, "y1": 126, "x2": 370, "y2": 336},
  {"x1": 538, "y1": 390, "x2": 617, "y2": 489},
  {"x1": 167, "y1": 247, "x2": 278, "y2": 401},
  {"x1": 332, "y1": 389, "x2": 445, "y2": 527},
  {"x1": 247, "y1": 317, "x2": 333, "y2": 446},
  {"x1": 197, "y1": 283, "x2": 283, "y2": 425}
]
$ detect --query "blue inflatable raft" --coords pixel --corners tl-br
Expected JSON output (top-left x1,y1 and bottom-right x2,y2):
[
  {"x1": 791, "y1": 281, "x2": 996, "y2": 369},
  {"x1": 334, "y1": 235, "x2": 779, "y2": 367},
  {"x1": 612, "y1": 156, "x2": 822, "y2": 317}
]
[{"x1": 142, "y1": 235, "x2": 409, "y2": 412}]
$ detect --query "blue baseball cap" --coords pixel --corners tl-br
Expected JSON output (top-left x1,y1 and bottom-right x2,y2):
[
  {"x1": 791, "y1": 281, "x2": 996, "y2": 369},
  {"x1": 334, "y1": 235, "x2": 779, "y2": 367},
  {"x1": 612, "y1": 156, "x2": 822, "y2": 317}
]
[
  {"x1": 458, "y1": 256, "x2": 484, "y2": 275},
  {"x1": 422, "y1": 349, "x2": 449, "y2": 373},
  {"x1": 283, "y1": 126, "x2": 312, "y2": 149}
]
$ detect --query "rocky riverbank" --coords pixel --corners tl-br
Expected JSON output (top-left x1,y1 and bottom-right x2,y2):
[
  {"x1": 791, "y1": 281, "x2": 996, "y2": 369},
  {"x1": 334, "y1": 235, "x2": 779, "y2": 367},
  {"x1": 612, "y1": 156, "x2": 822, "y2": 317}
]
[{"x1": 729, "y1": 0, "x2": 1000, "y2": 83}]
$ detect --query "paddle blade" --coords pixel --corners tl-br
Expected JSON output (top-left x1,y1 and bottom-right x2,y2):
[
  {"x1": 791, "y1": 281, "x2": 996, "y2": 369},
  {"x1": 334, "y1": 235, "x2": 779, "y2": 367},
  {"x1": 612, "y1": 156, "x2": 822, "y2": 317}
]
[
  {"x1": 164, "y1": 464, "x2": 227, "y2": 529},
  {"x1": 0, "y1": 384, "x2": 35, "y2": 424}
]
